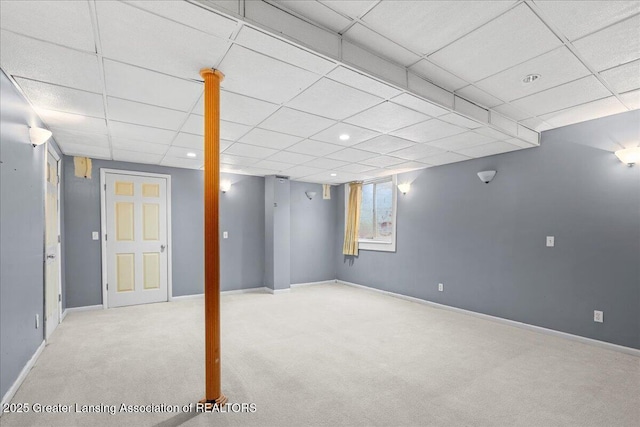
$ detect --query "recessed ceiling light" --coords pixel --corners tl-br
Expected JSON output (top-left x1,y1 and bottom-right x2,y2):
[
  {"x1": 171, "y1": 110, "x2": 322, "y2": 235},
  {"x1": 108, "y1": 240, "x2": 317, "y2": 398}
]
[
  {"x1": 187, "y1": 152, "x2": 197, "y2": 158},
  {"x1": 339, "y1": 134, "x2": 350, "y2": 141},
  {"x1": 522, "y1": 74, "x2": 541, "y2": 84},
  {"x1": 330, "y1": 173, "x2": 337, "y2": 177}
]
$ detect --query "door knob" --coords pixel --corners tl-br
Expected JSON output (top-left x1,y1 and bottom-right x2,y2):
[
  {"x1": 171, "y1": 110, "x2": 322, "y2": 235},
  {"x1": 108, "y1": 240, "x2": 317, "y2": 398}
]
[
  {"x1": 160, "y1": 244, "x2": 166, "y2": 252},
  {"x1": 47, "y1": 254, "x2": 56, "y2": 259}
]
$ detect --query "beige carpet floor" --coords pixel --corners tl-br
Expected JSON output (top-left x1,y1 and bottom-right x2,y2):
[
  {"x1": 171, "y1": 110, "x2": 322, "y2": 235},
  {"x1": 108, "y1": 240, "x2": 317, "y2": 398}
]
[{"x1": 2, "y1": 283, "x2": 639, "y2": 427}]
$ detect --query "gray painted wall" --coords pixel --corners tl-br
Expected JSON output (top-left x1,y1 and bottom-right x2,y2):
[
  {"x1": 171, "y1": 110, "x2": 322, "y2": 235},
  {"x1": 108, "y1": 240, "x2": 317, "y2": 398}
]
[
  {"x1": 63, "y1": 158, "x2": 265, "y2": 307},
  {"x1": 0, "y1": 71, "x2": 63, "y2": 399},
  {"x1": 290, "y1": 181, "x2": 337, "y2": 284},
  {"x1": 336, "y1": 111, "x2": 640, "y2": 349},
  {"x1": 264, "y1": 176, "x2": 290, "y2": 290}
]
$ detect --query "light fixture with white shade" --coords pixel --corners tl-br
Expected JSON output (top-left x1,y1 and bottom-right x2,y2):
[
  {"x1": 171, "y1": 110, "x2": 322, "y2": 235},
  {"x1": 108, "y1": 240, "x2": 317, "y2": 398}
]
[
  {"x1": 397, "y1": 183, "x2": 411, "y2": 195},
  {"x1": 305, "y1": 191, "x2": 316, "y2": 200},
  {"x1": 614, "y1": 147, "x2": 640, "y2": 166},
  {"x1": 477, "y1": 170, "x2": 497, "y2": 184},
  {"x1": 29, "y1": 127, "x2": 52, "y2": 146},
  {"x1": 220, "y1": 180, "x2": 232, "y2": 193}
]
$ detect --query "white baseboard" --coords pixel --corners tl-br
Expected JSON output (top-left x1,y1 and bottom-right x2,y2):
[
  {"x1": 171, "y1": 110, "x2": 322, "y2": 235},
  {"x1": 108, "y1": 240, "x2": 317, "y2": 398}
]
[
  {"x1": 61, "y1": 304, "x2": 103, "y2": 321},
  {"x1": 171, "y1": 293, "x2": 203, "y2": 301},
  {"x1": 337, "y1": 280, "x2": 640, "y2": 357},
  {"x1": 290, "y1": 280, "x2": 337, "y2": 288},
  {"x1": 1, "y1": 340, "x2": 46, "y2": 409},
  {"x1": 266, "y1": 287, "x2": 291, "y2": 294},
  {"x1": 172, "y1": 287, "x2": 272, "y2": 300}
]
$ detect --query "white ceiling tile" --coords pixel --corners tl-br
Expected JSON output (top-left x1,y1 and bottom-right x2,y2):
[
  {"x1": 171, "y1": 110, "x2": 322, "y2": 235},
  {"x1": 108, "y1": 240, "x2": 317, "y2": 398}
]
[
  {"x1": 327, "y1": 66, "x2": 401, "y2": 99},
  {"x1": 619, "y1": 89, "x2": 640, "y2": 110},
  {"x1": 429, "y1": 4, "x2": 562, "y2": 82},
  {"x1": 40, "y1": 110, "x2": 108, "y2": 134},
  {"x1": 455, "y1": 85, "x2": 504, "y2": 108},
  {"x1": 97, "y1": 1, "x2": 229, "y2": 80},
  {"x1": 344, "y1": 102, "x2": 429, "y2": 133},
  {"x1": 259, "y1": 108, "x2": 335, "y2": 137},
  {"x1": 220, "y1": 139, "x2": 233, "y2": 152},
  {"x1": 235, "y1": 26, "x2": 336, "y2": 74},
  {"x1": 166, "y1": 146, "x2": 204, "y2": 159},
  {"x1": 107, "y1": 97, "x2": 187, "y2": 130},
  {"x1": 181, "y1": 114, "x2": 204, "y2": 136},
  {"x1": 172, "y1": 132, "x2": 203, "y2": 150},
  {"x1": 366, "y1": 168, "x2": 396, "y2": 178},
  {"x1": 572, "y1": 14, "x2": 640, "y2": 72},
  {"x1": 343, "y1": 23, "x2": 421, "y2": 66},
  {"x1": 233, "y1": 166, "x2": 278, "y2": 177},
  {"x1": 286, "y1": 139, "x2": 344, "y2": 156},
  {"x1": 320, "y1": 1, "x2": 377, "y2": 19},
  {"x1": 336, "y1": 163, "x2": 377, "y2": 174},
  {"x1": 283, "y1": 165, "x2": 325, "y2": 178},
  {"x1": 419, "y1": 152, "x2": 471, "y2": 166},
  {"x1": 219, "y1": 45, "x2": 319, "y2": 104},
  {"x1": 342, "y1": 41, "x2": 406, "y2": 86},
  {"x1": 310, "y1": 123, "x2": 380, "y2": 146},
  {"x1": 503, "y1": 137, "x2": 538, "y2": 149},
  {"x1": 475, "y1": 47, "x2": 591, "y2": 102},
  {"x1": 240, "y1": 128, "x2": 302, "y2": 150},
  {"x1": 352, "y1": 135, "x2": 416, "y2": 154},
  {"x1": 221, "y1": 121, "x2": 251, "y2": 141},
  {"x1": 224, "y1": 142, "x2": 279, "y2": 159},
  {"x1": 438, "y1": 112, "x2": 484, "y2": 129},
  {"x1": 534, "y1": 1, "x2": 640, "y2": 41},
  {"x1": 539, "y1": 96, "x2": 628, "y2": 128},
  {"x1": 52, "y1": 129, "x2": 110, "y2": 148},
  {"x1": 125, "y1": 0, "x2": 238, "y2": 39},
  {"x1": 409, "y1": 60, "x2": 468, "y2": 91},
  {"x1": 206, "y1": 1, "x2": 240, "y2": 14},
  {"x1": 111, "y1": 138, "x2": 168, "y2": 155},
  {"x1": 267, "y1": 151, "x2": 316, "y2": 164},
  {"x1": 491, "y1": 103, "x2": 534, "y2": 121},
  {"x1": 388, "y1": 161, "x2": 430, "y2": 172},
  {"x1": 455, "y1": 141, "x2": 521, "y2": 158},
  {"x1": 361, "y1": 1, "x2": 511, "y2": 55},
  {"x1": 112, "y1": 149, "x2": 163, "y2": 165},
  {"x1": 474, "y1": 127, "x2": 513, "y2": 141},
  {"x1": 510, "y1": 76, "x2": 612, "y2": 116},
  {"x1": 287, "y1": 78, "x2": 383, "y2": 120},
  {"x1": 103, "y1": 60, "x2": 202, "y2": 112},
  {"x1": 160, "y1": 156, "x2": 202, "y2": 169},
  {"x1": 15, "y1": 78, "x2": 104, "y2": 118},
  {"x1": 360, "y1": 156, "x2": 407, "y2": 168},
  {"x1": 56, "y1": 141, "x2": 111, "y2": 159},
  {"x1": 220, "y1": 154, "x2": 258, "y2": 166},
  {"x1": 273, "y1": 1, "x2": 352, "y2": 33},
  {"x1": 600, "y1": 60, "x2": 640, "y2": 94},
  {"x1": 303, "y1": 157, "x2": 349, "y2": 169},
  {"x1": 299, "y1": 172, "x2": 345, "y2": 183},
  {"x1": 110, "y1": 121, "x2": 176, "y2": 144},
  {"x1": 0, "y1": 1, "x2": 95, "y2": 52},
  {"x1": 253, "y1": 159, "x2": 296, "y2": 171},
  {"x1": 390, "y1": 93, "x2": 449, "y2": 117},
  {"x1": 212, "y1": 91, "x2": 280, "y2": 126},
  {"x1": 0, "y1": 30, "x2": 101, "y2": 92},
  {"x1": 325, "y1": 148, "x2": 378, "y2": 162},
  {"x1": 426, "y1": 131, "x2": 496, "y2": 150},
  {"x1": 390, "y1": 119, "x2": 467, "y2": 143},
  {"x1": 387, "y1": 144, "x2": 444, "y2": 161},
  {"x1": 518, "y1": 118, "x2": 552, "y2": 133}
]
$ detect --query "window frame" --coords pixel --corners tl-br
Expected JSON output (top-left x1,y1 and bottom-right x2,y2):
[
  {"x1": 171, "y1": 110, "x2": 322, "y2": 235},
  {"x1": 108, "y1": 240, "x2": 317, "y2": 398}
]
[{"x1": 344, "y1": 175, "x2": 397, "y2": 253}]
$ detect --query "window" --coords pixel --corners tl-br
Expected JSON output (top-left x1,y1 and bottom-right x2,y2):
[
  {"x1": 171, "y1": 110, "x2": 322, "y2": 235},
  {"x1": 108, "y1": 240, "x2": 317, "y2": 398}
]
[{"x1": 345, "y1": 175, "x2": 397, "y2": 252}]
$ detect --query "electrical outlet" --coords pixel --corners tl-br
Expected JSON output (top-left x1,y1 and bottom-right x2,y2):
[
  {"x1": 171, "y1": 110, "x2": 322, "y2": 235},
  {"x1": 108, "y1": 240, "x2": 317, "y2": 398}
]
[
  {"x1": 594, "y1": 310, "x2": 603, "y2": 323},
  {"x1": 92, "y1": 231, "x2": 99, "y2": 240},
  {"x1": 438, "y1": 283, "x2": 444, "y2": 292},
  {"x1": 223, "y1": 231, "x2": 228, "y2": 239},
  {"x1": 35, "y1": 314, "x2": 39, "y2": 329},
  {"x1": 546, "y1": 236, "x2": 555, "y2": 247}
]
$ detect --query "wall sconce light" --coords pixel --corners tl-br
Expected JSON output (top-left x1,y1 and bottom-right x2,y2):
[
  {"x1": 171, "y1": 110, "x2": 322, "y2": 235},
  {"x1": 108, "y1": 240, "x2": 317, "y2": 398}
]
[
  {"x1": 397, "y1": 183, "x2": 411, "y2": 195},
  {"x1": 614, "y1": 147, "x2": 640, "y2": 166},
  {"x1": 477, "y1": 170, "x2": 497, "y2": 184},
  {"x1": 305, "y1": 191, "x2": 316, "y2": 200},
  {"x1": 220, "y1": 180, "x2": 231, "y2": 193},
  {"x1": 29, "y1": 127, "x2": 52, "y2": 147}
]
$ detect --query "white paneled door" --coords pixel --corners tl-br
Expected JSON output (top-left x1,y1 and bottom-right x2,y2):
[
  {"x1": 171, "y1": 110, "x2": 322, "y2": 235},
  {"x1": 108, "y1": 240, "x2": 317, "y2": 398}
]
[
  {"x1": 45, "y1": 149, "x2": 61, "y2": 340},
  {"x1": 104, "y1": 172, "x2": 169, "y2": 308}
]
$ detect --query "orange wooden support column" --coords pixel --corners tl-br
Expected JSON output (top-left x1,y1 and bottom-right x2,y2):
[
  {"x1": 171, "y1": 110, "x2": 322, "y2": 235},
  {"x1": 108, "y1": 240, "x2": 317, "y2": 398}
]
[{"x1": 199, "y1": 68, "x2": 227, "y2": 406}]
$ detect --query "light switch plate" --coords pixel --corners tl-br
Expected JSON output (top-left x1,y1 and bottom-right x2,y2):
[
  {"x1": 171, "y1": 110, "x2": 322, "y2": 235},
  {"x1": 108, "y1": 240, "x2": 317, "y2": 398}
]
[
  {"x1": 546, "y1": 236, "x2": 555, "y2": 247},
  {"x1": 92, "y1": 231, "x2": 99, "y2": 240},
  {"x1": 594, "y1": 310, "x2": 603, "y2": 323},
  {"x1": 223, "y1": 231, "x2": 228, "y2": 239},
  {"x1": 438, "y1": 283, "x2": 444, "y2": 292}
]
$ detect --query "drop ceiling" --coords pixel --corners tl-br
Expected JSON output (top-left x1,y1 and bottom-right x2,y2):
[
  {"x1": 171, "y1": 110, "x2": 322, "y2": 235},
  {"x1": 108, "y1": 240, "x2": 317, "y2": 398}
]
[{"x1": 1, "y1": 1, "x2": 638, "y2": 184}]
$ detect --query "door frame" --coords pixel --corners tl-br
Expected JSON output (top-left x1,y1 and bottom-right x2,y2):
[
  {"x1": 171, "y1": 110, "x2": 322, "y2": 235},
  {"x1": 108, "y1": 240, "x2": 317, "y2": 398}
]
[
  {"x1": 100, "y1": 168, "x2": 173, "y2": 309},
  {"x1": 44, "y1": 144, "x2": 62, "y2": 339}
]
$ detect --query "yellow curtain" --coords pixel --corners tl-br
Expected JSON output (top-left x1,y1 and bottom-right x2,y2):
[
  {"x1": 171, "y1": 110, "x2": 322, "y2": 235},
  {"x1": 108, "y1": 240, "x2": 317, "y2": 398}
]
[{"x1": 343, "y1": 182, "x2": 363, "y2": 256}]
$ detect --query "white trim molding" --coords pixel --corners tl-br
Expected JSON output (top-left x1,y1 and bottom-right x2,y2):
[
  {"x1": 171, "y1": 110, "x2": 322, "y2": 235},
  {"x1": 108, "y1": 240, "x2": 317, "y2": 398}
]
[
  {"x1": 266, "y1": 288, "x2": 291, "y2": 294},
  {"x1": 61, "y1": 305, "x2": 103, "y2": 321},
  {"x1": 290, "y1": 280, "x2": 337, "y2": 288},
  {"x1": 172, "y1": 287, "x2": 273, "y2": 300},
  {"x1": 1, "y1": 340, "x2": 45, "y2": 409},
  {"x1": 337, "y1": 280, "x2": 640, "y2": 357}
]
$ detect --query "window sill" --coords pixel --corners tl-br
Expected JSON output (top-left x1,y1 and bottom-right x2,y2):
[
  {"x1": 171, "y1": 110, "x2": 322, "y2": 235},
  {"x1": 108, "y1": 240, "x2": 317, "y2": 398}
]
[{"x1": 358, "y1": 240, "x2": 396, "y2": 252}]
